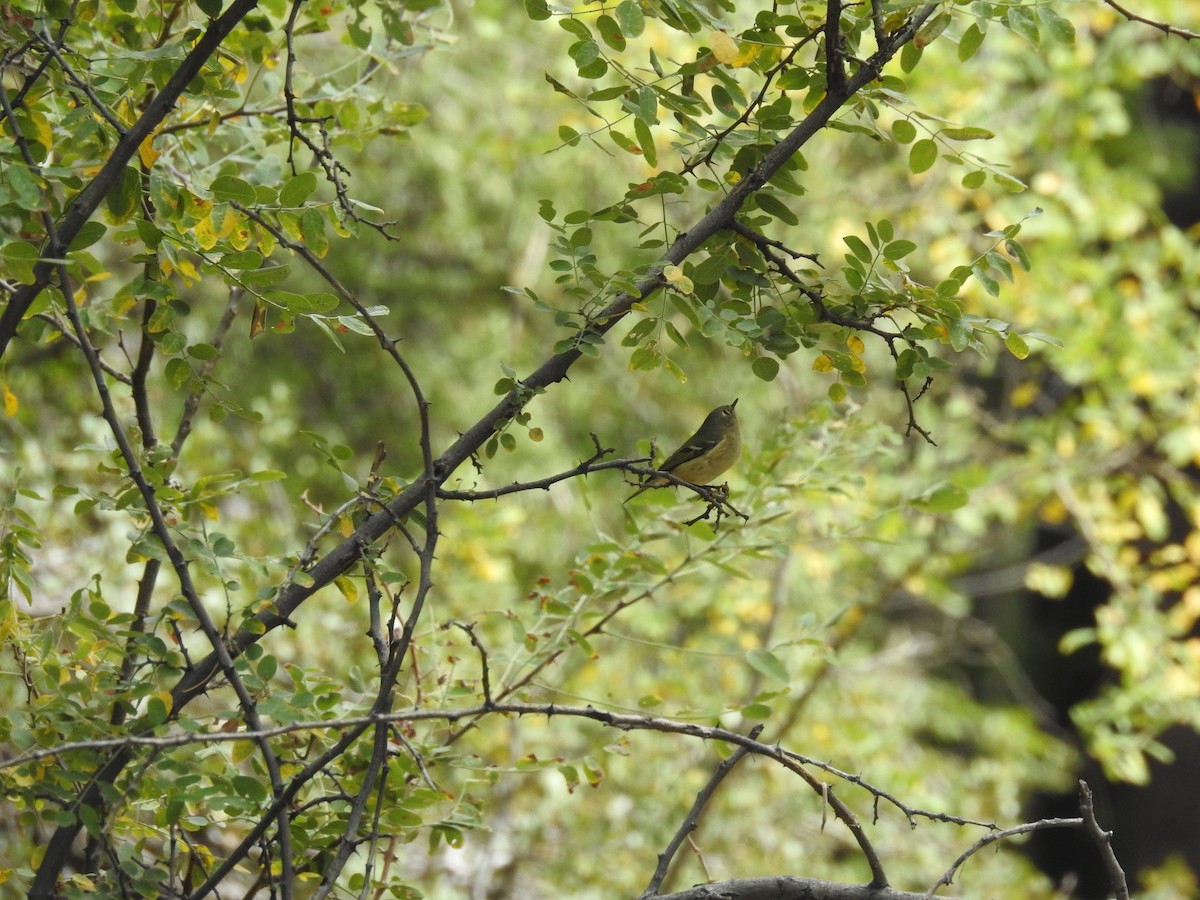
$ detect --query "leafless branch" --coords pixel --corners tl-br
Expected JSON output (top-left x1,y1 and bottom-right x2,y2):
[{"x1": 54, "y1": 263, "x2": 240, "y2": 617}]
[
  {"x1": 925, "y1": 817, "x2": 1084, "y2": 896},
  {"x1": 1102, "y1": 0, "x2": 1199, "y2": 39},
  {"x1": 643, "y1": 725, "x2": 765, "y2": 896},
  {"x1": 1079, "y1": 779, "x2": 1130, "y2": 900},
  {"x1": 656, "y1": 877, "x2": 959, "y2": 900}
]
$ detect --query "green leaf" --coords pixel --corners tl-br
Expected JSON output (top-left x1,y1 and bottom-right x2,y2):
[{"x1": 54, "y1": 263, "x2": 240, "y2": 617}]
[
  {"x1": 991, "y1": 171, "x2": 1028, "y2": 192},
  {"x1": 711, "y1": 85, "x2": 739, "y2": 118},
  {"x1": 105, "y1": 166, "x2": 141, "y2": 224},
  {"x1": 746, "y1": 648, "x2": 789, "y2": 683},
  {"x1": 740, "y1": 703, "x2": 773, "y2": 719},
  {"x1": 915, "y1": 12, "x2": 950, "y2": 49},
  {"x1": 1004, "y1": 330, "x2": 1030, "y2": 359},
  {"x1": 1006, "y1": 238, "x2": 1031, "y2": 271},
  {"x1": 220, "y1": 250, "x2": 264, "y2": 270},
  {"x1": 940, "y1": 126, "x2": 994, "y2": 142},
  {"x1": 1005, "y1": 6, "x2": 1040, "y2": 45},
  {"x1": 843, "y1": 234, "x2": 872, "y2": 263},
  {"x1": 279, "y1": 172, "x2": 318, "y2": 208},
  {"x1": 910, "y1": 482, "x2": 969, "y2": 513},
  {"x1": 958, "y1": 22, "x2": 985, "y2": 61},
  {"x1": 961, "y1": 170, "x2": 987, "y2": 189},
  {"x1": 71, "y1": 220, "x2": 108, "y2": 251},
  {"x1": 210, "y1": 175, "x2": 257, "y2": 205},
  {"x1": 891, "y1": 119, "x2": 917, "y2": 144},
  {"x1": 616, "y1": 0, "x2": 644, "y2": 37},
  {"x1": 2, "y1": 241, "x2": 40, "y2": 282},
  {"x1": 524, "y1": 0, "x2": 550, "y2": 20},
  {"x1": 634, "y1": 118, "x2": 657, "y2": 167},
  {"x1": 908, "y1": 139, "x2": 938, "y2": 174},
  {"x1": 755, "y1": 192, "x2": 798, "y2": 226},
  {"x1": 596, "y1": 14, "x2": 625, "y2": 51},
  {"x1": 6, "y1": 163, "x2": 43, "y2": 210},
  {"x1": 749, "y1": 356, "x2": 778, "y2": 381},
  {"x1": 1039, "y1": 8, "x2": 1076, "y2": 44},
  {"x1": 165, "y1": 357, "x2": 190, "y2": 389},
  {"x1": 883, "y1": 239, "x2": 917, "y2": 260}
]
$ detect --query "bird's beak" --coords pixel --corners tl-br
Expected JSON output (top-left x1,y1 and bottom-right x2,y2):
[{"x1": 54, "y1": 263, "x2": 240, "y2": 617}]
[{"x1": 731, "y1": 398, "x2": 738, "y2": 409}]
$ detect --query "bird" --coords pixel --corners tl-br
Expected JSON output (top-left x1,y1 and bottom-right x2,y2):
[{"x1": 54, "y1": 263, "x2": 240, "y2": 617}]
[{"x1": 625, "y1": 400, "x2": 741, "y2": 502}]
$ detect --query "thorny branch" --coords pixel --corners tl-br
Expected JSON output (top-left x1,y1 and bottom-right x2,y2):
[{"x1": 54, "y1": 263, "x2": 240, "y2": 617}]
[{"x1": 643, "y1": 725, "x2": 765, "y2": 896}]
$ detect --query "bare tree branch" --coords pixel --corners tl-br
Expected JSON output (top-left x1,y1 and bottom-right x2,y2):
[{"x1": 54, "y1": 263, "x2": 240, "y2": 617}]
[
  {"x1": 654, "y1": 876, "x2": 959, "y2": 900},
  {"x1": 1101, "y1": 0, "x2": 1199, "y2": 39},
  {"x1": 643, "y1": 725, "x2": 765, "y2": 896},
  {"x1": 1079, "y1": 779, "x2": 1130, "y2": 900}
]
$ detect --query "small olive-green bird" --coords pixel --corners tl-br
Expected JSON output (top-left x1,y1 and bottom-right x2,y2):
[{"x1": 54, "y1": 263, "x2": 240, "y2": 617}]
[{"x1": 625, "y1": 400, "x2": 741, "y2": 502}]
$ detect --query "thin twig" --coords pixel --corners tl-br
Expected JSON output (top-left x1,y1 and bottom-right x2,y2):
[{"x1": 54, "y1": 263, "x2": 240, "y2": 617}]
[
  {"x1": 643, "y1": 725, "x2": 765, "y2": 896},
  {"x1": 1102, "y1": 0, "x2": 1199, "y2": 39},
  {"x1": 1079, "y1": 780, "x2": 1129, "y2": 900},
  {"x1": 925, "y1": 817, "x2": 1084, "y2": 896}
]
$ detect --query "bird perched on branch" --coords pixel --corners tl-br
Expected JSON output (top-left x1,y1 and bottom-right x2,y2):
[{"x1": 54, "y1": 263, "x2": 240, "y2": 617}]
[{"x1": 625, "y1": 400, "x2": 741, "y2": 502}]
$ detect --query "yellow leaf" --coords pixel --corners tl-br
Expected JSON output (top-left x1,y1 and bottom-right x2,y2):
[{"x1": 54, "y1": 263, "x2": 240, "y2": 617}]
[
  {"x1": 812, "y1": 353, "x2": 833, "y2": 373},
  {"x1": 29, "y1": 110, "x2": 53, "y2": 153},
  {"x1": 139, "y1": 131, "x2": 160, "y2": 168},
  {"x1": 194, "y1": 214, "x2": 217, "y2": 251},
  {"x1": 335, "y1": 576, "x2": 358, "y2": 604},
  {"x1": 154, "y1": 690, "x2": 174, "y2": 716},
  {"x1": 3, "y1": 383, "x2": 18, "y2": 416},
  {"x1": 731, "y1": 43, "x2": 760, "y2": 68},
  {"x1": 175, "y1": 258, "x2": 200, "y2": 286},
  {"x1": 710, "y1": 31, "x2": 739, "y2": 65},
  {"x1": 231, "y1": 739, "x2": 255, "y2": 763},
  {"x1": 846, "y1": 335, "x2": 865, "y2": 353},
  {"x1": 214, "y1": 206, "x2": 237, "y2": 240},
  {"x1": 230, "y1": 212, "x2": 252, "y2": 250}
]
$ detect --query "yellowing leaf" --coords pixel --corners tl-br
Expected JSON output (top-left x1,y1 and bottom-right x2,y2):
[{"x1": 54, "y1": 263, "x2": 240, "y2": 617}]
[
  {"x1": 139, "y1": 132, "x2": 161, "y2": 168},
  {"x1": 214, "y1": 207, "x2": 237, "y2": 240},
  {"x1": 3, "y1": 383, "x2": 18, "y2": 416},
  {"x1": 663, "y1": 265, "x2": 694, "y2": 294},
  {"x1": 231, "y1": 739, "x2": 255, "y2": 763},
  {"x1": 710, "y1": 31, "x2": 739, "y2": 65},
  {"x1": 335, "y1": 575, "x2": 359, "y2": 604},
  {"x1": 812, "y1": 353, "x2": 833, "y2": 373},
  {"x1": 846, "y1": 335, "x2": 865, "y2": 353},
  {"x1": 29, "y1": 110, "x2": 53, "y2": 153},
  {"x1": 194, "y1": 214, "x2": 217, "y2": 251},
  {"x1": 731, "y1": 42, "x2": 760, "y2": 68},
  {"x1": 226, "y1": 208, "x2": 251, "y2": 250}
]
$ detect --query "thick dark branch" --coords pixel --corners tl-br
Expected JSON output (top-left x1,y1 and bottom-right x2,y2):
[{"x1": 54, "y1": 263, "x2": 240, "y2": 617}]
[
  {"x1": 652, "y1": 877, "x2": 957, "y2": 900},
  {"x1": 825, "y1": 0, "x2": 846, "y2": 93},
  {"x1": 0, "y1": 0, "x2": 262, "y2": 359}
]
